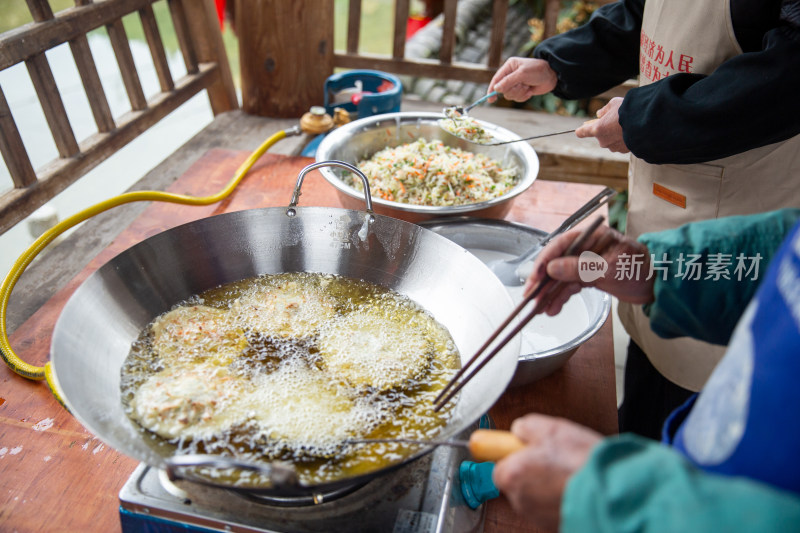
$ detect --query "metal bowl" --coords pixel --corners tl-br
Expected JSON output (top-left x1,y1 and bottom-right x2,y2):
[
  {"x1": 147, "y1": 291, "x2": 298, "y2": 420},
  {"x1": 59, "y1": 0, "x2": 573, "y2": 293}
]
[
  {"x1": 315, "y1": 112, "x2": 539, "y2": 222},
  {"x1": 419, "y1": 217, "x2": 611, "y2": 386}
]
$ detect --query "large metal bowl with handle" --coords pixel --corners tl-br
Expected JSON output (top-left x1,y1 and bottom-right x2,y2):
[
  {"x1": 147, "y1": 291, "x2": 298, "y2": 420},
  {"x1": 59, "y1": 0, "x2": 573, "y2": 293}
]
[
  {"x1": 49, "y1": 162, "x2": 520, "y2": 497},
  {"x1": 315, "y1": 112, "x2": 539, "y2": 222}
]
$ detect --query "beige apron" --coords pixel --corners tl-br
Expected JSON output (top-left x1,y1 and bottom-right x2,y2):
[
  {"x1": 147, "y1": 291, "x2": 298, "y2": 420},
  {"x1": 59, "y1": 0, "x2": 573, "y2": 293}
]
[{"x1": 619, "y1": 0, "x2": 800, "y2": 391}]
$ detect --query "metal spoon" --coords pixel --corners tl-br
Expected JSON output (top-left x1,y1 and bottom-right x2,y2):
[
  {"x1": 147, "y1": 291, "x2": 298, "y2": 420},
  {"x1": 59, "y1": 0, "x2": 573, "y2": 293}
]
[
  {"x1": 443, "y1": 90, "x2": 499, "y2": 120},
  {"x1": 489, "y1": 187, "x2": 617, "y2": 286},
  {"x1": 438, "y1": 116, "x2": 577, "y2": 145},
  {"x1": 442, "y1": 118, "x2": 604, "y2": 146},
  {"x1": 464, "y1": 128, "x2": 577, "y2": 146}
]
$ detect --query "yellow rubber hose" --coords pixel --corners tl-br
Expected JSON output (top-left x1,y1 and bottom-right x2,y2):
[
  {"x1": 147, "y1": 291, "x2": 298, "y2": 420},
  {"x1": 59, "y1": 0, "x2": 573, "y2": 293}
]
[{"x1": 0, "y1": 129, "x2": 291, "y2": 401}]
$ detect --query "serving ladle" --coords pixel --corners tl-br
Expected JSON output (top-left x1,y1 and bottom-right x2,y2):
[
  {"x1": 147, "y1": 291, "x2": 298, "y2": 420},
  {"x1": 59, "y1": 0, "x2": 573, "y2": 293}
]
[
  {"x1": 465, "y1": 128, "x2": 578, "y2": 146},
  {"x1": 439, "y1": 117, "x2": 600, "y2": 146},
  {"x1": 489, "y1": 186, "x2": 617, "y2": 286},
  {"x1": 441, "y1": 89, "x2": 596, "y2": 145},
  {"x1": 443, "y1": 90, "x2": 499, "y2": 120}
]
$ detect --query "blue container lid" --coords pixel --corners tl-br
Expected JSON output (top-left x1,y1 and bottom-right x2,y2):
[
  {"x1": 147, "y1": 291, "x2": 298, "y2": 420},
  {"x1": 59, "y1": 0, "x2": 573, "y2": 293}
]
[{"x1": 459, "y1": 461, "x2": 499, "y2": 510}]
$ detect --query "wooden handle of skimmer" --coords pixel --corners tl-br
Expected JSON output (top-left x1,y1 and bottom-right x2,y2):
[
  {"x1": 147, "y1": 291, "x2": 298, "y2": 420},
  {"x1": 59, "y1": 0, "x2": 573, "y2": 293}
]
[{"x1": 468, "y1": 429, "x2": 526, "y2": 462}]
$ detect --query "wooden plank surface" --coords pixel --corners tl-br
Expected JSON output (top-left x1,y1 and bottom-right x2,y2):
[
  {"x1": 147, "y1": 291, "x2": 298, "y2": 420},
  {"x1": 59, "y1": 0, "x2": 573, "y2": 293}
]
[
  {"x1": 0, "y1": 0, "x2": 237, "y2": 235},
  {"x1": 106, "y1": 18, "x2": 147, "y2": 111},
  {"x1": 392, "y1": 0, "x2": 410, "y2": 60},
  {"x1": 237, "y1": 0, "x2": 334, "y2": 117},
  {"x1": 24, "y1": 0, "x2": 54, "y2": 22},
  {"x1": 139, "y1": 4, "x2": 174, "y2": 93},
  {"x1": 69, "y1": 33, "x2": 116, "y2": 132},
  {"x1": 182, "y1": 0, "x2": 238, "y2": 115},
  {"x1": 439, "y1": 0, "x2": 458, "y2": 64},
  {"x1": 487, "y1": 0, "x2": 508, "y2": 69},
  {"x1": 25, "y1": 53, "x2": 79, "y2": 158},
  {"x1": 0, "y1": 86, "x2": 36, "y2": 188},
  {"x1": 346, "y1": 0, "x2": 362, "y2": 54},
  {"x1": 167, "y1": 0, "x2": 198, "y2": 74},
  {"x1": 1, "y1": 149, "x2": 616, "y2": 532}
]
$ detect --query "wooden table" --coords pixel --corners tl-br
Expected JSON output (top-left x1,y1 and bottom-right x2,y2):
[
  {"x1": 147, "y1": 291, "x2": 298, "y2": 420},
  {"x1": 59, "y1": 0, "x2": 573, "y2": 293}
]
[{"x1": 0, "y1": 125, "x2": 617, "y2": 533}]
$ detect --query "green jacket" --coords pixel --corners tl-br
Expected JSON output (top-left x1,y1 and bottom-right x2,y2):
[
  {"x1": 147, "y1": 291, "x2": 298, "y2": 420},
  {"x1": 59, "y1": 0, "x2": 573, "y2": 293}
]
[
  {"x1": 561, "y1": 209, "x2": 800, "y2": 532},
  {"x1": 641, "y1": 208, "x2": 800, "y2": 345},
  {"x1": 563, "y1": 434, "x2": 800, "y2": 532}
]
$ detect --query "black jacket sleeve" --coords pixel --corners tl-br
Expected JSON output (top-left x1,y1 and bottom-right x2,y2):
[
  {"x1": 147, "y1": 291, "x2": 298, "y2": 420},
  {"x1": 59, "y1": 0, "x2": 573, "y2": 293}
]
[
  {"x1": 619, "y1": 1, "x2": 800, "y2": 164},
  {"x1": 534, "y1": 0, "x2": 800, "y2": 165},
  {"x1": 533, "y1": 0, "x2": 644, "y2": 99}
]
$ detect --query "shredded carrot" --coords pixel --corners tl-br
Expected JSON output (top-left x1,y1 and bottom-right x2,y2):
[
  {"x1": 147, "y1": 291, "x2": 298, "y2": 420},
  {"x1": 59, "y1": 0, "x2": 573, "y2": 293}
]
[{"x1": 349, "y1": 138, "x2": 518, "y2": 206}]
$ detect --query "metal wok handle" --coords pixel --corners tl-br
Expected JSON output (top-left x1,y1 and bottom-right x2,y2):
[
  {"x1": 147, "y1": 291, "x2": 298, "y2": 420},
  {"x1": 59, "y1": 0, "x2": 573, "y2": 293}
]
[
  {"x1": 290, "y1": 160, "x2": 374, "y2": 214},
  {"x1": 165, "y1": 454, "x2": 301, "y2": 489}
]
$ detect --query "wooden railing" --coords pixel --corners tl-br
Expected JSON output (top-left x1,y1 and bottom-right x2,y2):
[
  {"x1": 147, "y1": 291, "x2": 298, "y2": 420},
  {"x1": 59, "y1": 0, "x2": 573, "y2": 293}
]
[
  {"x1": 335, "y1": 0, "x2": 510, "y2": 83},
  {"x1": 0, "y1": 0, "x2": 237, "y2": 235},
  {"x1": 238, "y1": 0, "x2": 627, "y2": 113},
  {"x1": 237, "y1": 0, "x2": 521, "y2": 117}
]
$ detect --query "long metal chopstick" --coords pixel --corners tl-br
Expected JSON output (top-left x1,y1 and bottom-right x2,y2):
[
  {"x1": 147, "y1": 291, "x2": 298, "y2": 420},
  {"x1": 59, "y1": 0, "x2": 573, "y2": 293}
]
[{"x1": 433, "y1": 215, "x2": 606, "y2": 412}]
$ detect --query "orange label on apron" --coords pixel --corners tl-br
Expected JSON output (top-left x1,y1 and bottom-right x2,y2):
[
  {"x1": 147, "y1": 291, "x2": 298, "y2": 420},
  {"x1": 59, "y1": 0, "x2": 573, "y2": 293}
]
[{"x1": 652, "y1": 182, "x2": 686, "y2": 208}]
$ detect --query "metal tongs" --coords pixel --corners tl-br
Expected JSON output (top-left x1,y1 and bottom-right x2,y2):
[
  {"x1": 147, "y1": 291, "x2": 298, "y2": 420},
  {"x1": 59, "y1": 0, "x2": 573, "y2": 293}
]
[
  {"x1": 433, "y1": 215, "x2": 606, "y2": 412},
  {"x1": 490, "y1": 187, "x2": 616, "y2": 286}
]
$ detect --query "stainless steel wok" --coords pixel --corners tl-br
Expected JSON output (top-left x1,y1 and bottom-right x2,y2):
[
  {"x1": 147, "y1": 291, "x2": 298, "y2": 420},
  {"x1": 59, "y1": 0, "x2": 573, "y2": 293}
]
[{"x1": 50, "y1": 162, "x2": 520, "y2": 496}]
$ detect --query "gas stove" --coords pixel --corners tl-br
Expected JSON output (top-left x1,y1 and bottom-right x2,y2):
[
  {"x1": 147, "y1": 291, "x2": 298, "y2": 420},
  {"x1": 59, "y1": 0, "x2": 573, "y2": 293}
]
[{"x1": 119, "y1": 423, "x2": 488, "y2": 533}]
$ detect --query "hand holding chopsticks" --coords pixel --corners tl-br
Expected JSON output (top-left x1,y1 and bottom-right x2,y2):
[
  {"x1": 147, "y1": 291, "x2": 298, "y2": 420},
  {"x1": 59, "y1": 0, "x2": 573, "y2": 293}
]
[
  {"x1": 524, "y1": 219, "x2": 655, "y2": 316},
  {"x1": 433, "y1": 215, "x2": 607, "y2": 412}
]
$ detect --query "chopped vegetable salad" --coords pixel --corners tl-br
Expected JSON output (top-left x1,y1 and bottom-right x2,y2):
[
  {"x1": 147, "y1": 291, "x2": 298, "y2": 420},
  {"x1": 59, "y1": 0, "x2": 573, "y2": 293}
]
[
  {"x1": 352, "y1": 138, "x2": 518, "y2": 206},
  {"x1": 439, "y1": 116, "x2": 495, "y2": 144}
]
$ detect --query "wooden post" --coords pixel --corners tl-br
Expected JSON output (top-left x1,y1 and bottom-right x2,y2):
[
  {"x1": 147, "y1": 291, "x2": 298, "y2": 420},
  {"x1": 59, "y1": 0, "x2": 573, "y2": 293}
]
[
  {"x1": 182, "y1": 0, "x2": 239, "y2": 114},
  {"x1": 543, "y1": 0, "x2": 560, "y2": 39},
  {"x1": 236, "y1": 0, "x2": 334, "y2": 117}
]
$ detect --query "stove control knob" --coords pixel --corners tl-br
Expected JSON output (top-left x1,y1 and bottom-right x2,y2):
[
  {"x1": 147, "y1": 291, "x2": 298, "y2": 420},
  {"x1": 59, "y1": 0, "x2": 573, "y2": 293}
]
[{"x1": 459, "y1": 461, "x2": 499, "y2": 509}]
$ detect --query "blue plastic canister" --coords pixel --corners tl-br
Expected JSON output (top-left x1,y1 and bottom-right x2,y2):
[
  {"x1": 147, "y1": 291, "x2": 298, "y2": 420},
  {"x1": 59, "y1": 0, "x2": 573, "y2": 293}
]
[{"x1": 324, "y1": 70, "x2": 402, "y2": 118}]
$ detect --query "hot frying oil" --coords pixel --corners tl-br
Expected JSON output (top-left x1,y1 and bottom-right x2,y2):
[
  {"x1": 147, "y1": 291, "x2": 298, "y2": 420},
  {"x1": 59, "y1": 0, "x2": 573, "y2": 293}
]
[{"x1": 121, "y1": 272, "x2": 460, "y2": 487}]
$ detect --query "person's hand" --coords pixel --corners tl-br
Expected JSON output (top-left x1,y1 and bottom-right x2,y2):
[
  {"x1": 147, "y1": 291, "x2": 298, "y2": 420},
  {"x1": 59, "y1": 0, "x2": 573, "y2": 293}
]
[
  {"x1": 525, "y1": 223, "x2": 655, "y2": 315},
  {"x1": 488, "y1": 57, "x2": 558, "y2": 102},
  {"x1": 492, "y1": 414, "x2": 602, "y2": 532},
  {"x1": 576, "y1": 97, "x2": 629, "y2": 154}
]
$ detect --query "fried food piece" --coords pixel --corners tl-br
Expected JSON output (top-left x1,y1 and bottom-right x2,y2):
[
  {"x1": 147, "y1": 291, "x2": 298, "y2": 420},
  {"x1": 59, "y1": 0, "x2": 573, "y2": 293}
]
[
  {"x1": 317, "y1": 307, "x2": 435, "y2": 391},
  {"x1": 129, "y1": 363, "x2": 242, "y2": 440},
  {"x1": 241, "y1": 359, "x2": 385, "y2": 458},
  {"x1": 150, "y1": 305, "x2": 247, "y2": 366},
  {"x1": 230, "y1": 280, "x2": 336, "y2": 338}
]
